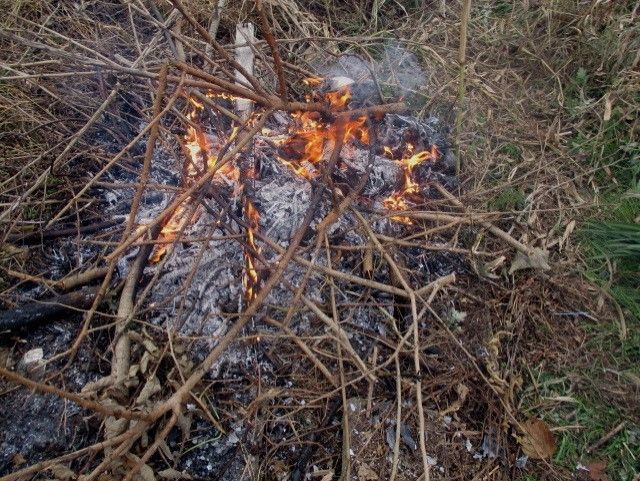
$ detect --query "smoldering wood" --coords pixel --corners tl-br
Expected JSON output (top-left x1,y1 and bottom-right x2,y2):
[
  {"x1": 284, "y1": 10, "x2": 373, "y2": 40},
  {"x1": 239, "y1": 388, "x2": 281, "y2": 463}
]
[
  {"x1": 0, "y1": 286, "x2": 101, "y2": 333},
  {"x1": 7, "y1": 219, "x2": 122, "y2": 245}
]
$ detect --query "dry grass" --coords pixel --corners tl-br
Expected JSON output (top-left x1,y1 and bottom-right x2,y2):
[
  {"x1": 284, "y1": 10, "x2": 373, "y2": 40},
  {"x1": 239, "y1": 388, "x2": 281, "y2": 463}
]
[{"x1": 0, "y1": 1, "x2": 638, "y2": 480}]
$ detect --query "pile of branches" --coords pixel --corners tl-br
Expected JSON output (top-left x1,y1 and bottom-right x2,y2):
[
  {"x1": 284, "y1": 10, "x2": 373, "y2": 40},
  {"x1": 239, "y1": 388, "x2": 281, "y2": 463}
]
[{"x1": 0, "y1": 1, "x2": 554, "y2": 479}]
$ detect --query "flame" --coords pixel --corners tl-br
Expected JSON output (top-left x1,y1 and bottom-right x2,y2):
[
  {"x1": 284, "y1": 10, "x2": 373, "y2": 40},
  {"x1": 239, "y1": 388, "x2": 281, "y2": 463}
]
[
  {"x1": 277, "y1": 85, "x2": 369, "y2": 178},
  {"x1": 326, "y1": 87, "x2": 351, "y2": 110},
  {"x1": 151, "y1": 99, "x2": 241, "y2": 262},
  {"x1": 382, "y1": 144, "x2": 439, "y2": 223},
  {"x1": 243, "y1": 198, "x2": 261, "y2": 301},
  {"x1": 402, "y1": 144, "x2": 438, "y2": 173},
  {"x1": 152, "y1": 82, "x2": 440, "y2": 263}
]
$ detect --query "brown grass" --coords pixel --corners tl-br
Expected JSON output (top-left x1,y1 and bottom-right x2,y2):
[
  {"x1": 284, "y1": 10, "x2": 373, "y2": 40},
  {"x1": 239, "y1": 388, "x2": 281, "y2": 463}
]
[{"x1": 0, "y1": 1, "x2": 637, "y2": 480}]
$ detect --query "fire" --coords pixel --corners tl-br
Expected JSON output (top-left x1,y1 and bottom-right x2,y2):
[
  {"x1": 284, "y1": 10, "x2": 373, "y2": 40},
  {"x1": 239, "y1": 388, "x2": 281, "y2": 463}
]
[
  {"x1": 382, "y1": 144, "x2": 439, "y2": 223},
  {"x1": 243, "y1": 198, "x2": 261, "y2": 302},
  {"x1": 325, "y1": 87, "x2": 351, "y2": 110},
  {"x1": 276, "y1": 80, "x2": 439, "y2": 223},
  {"x1": 277, "y1": 84, "x2": 369, "y2": 178},
  {"x1": 151, "y1": 96, "x2": 240, "y2": 263},
  {"x1": 153, "y1": 81, "x2": 440, "y2": 273}
]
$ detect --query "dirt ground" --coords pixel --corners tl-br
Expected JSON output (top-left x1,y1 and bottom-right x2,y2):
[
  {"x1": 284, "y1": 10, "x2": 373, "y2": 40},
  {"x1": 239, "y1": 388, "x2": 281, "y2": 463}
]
[{"x1": 0, "y1": 1, "x2": 638, "y2": 480}]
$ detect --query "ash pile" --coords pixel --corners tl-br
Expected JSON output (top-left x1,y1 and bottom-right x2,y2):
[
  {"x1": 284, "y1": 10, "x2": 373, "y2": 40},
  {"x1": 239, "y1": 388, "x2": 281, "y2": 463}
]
[{"x1": 137, "y1": 74, "x2": 460, "y2": 374}]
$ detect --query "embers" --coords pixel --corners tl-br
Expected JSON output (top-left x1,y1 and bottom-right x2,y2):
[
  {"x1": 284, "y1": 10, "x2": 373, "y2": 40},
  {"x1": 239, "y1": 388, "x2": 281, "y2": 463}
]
[{"x1": 152, "y1": 77, "x2": 451, "y2": 301}]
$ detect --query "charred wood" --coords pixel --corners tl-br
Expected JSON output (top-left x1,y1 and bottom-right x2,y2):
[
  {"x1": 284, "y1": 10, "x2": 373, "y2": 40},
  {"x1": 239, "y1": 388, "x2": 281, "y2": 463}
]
[{"x1": 0, "y1": 286, "x2": 101, "y2": 333}]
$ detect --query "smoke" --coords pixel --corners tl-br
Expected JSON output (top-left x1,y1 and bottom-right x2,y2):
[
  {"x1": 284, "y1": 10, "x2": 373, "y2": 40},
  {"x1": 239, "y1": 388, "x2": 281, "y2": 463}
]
[{"x1": 315, "y1": 41, "x2": 428, "y2": 99}]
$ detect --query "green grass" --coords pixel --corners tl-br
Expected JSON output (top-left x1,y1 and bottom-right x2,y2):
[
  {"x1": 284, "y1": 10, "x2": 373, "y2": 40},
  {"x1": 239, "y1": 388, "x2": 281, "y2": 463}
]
[
  {"x1": 581, "y1": 208, "x2": 640, "y2": 322},
  {"x1": 524, "y1": 367, "x2": 640, "y2": 481},
  {"x1": 497, "y1": 143, "x2": 522, "y2": 160},
  {"x1": 488, "y1": 186, "x2": 526, "y2": 212}
]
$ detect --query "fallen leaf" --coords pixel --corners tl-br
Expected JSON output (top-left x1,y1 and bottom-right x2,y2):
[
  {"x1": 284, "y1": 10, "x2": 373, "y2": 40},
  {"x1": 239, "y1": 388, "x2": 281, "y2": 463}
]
[
  {"x1": 440, "y1": 383, "x2": 469, "y2": 416},
  {"x1": 357, "y1": 463, "x2": 379, "y2": 481},
  {"x1": 559, "y1": 220, "x2": 576, "y2": 251},
  {"x1": 320, "y1": 472, "x2": 334, "y2": 481},
  {"x1": 517, "y1": 418, "x2": 556, "y2": 459},
  {"x1": 158, "y1": 468, "x2": 192, "y2": 480},
  {"x1": 11, "y1": 454, "x2": 26, "y2": 466},
  {"x1": 475, "y1": 256, "x2": 505, "y2": 279},
  {"x1": 587, "y1": 461, "x2": 610, "y2": 481},
  {"x1": 135, "y1": 375, "x2": 161, "y2": 406},
  {"x1": 603, "y1": 93, "x2": 613, "y2": 122},
  {"x1": 508, "y1": 248, "x2": 550, "y2": 274},
  {"x1": 125, "y1": 453, "x2": 155, "y2": 481},
  {"x1": 49, "y1": 464, "x2": 75, "y2": 481}
]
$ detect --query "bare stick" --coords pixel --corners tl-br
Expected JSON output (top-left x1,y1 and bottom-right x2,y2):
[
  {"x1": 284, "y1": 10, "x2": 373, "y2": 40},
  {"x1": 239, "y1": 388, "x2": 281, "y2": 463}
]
[
  {"x1": 204, "y1": 0, "x2": 227, "y2": 66},
  {"x1": 0, "y1": 430, "x2": 135, "y2": 481},
  {"x1": 0, "y1": 367, "x2": 150, "y2": 422},
  {"x1": 169, "y1": 0, "x2": 266, "y2": 95},
  {"x1": 234, "y1": 23, "x2": 256, "y2": 121},
  {"x1": 266, "y1": 317, "x2": 337, "y2": 387},
  {"x1": 389, "y1": 355, "x2": 402, "y2": 481},
  {"x1": 455, "y1": 0, "x2": 472, "y2": 174},
  {"x1": 0, "y1": 287, "x2": 101, "y2": 332},
  {"x1": 256, "y1": 0, "x2": 288, "y2": 101}
]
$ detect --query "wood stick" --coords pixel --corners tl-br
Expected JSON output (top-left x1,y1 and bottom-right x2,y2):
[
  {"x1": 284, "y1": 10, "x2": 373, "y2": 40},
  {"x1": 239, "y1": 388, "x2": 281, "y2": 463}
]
[
  {"x1": 204, "y1": 0, "x2": 227, "y2": 66},
  {"x1": 169, "y1": 0, "x2": 267, "y2": 95},
  {"x1": 256, "y1": 0, "x2": 288, "y2": 101},
  {"x1": 7, "y1": 219, "x2": 122, "y2": 245},
  {"x1": 234, "y1": 22, "x2": 256, "y2": 121},
  {"x1": 0, "y1": 286, "x2": 100, "y2": 332},
  {"x1": 455, "y1": 0, "x2": 472, "y2": 174},
  {"x1": 0, "y1": 367, "x2": 151, "y2": 422}
]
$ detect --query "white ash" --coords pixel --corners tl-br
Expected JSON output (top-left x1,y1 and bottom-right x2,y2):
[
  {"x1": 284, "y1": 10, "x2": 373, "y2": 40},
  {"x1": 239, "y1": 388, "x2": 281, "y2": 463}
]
[
  {"x1": 253, "y1": 172, "x2": 318, "y2": 246},
  {"x1": 340, "y1": 147, "x2": 402, "y2": 198},
  {"x1": 146, "y1": 211, "x2": 244, "y2": 337}
]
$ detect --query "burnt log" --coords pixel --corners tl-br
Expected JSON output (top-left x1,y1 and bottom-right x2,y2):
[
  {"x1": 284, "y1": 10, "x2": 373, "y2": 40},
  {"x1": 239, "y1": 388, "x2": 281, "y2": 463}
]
[
  {"x1": 7, "y1": 219, "x2": 121, "y2": 245},
  {"x1": 0, "y1": 286, "x2": 100, "y2": 333}
]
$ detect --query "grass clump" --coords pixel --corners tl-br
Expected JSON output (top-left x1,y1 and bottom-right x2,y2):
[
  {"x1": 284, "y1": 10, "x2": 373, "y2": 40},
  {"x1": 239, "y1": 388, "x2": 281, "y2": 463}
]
[
  {"x1": 582, "y1": 219, "x2": 640, "y2": 321},
  {"x1": 489, "y1": 186, "x2": 526, "y2": 212}
]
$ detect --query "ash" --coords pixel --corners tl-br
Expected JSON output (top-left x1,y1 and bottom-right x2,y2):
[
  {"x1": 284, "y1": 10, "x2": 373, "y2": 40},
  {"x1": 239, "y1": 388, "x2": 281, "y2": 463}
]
[
  {"x1": 138, "y1": 103, "x2": 458, "y2": 348},
  {"x1": 11, "y1": 73, "x2": 460, "y2": 478}
]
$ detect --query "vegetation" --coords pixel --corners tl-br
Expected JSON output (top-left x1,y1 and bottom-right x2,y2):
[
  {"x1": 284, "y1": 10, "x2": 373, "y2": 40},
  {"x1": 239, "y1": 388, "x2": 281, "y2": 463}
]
[{"x1": 0, "y1": 1, "x2": 638, "y2": 480}]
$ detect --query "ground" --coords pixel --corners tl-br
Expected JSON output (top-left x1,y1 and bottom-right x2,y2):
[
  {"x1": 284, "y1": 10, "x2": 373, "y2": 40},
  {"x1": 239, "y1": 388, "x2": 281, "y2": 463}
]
[{"x1": 0, "y1": 1, "x2": 638, "y2": 481}]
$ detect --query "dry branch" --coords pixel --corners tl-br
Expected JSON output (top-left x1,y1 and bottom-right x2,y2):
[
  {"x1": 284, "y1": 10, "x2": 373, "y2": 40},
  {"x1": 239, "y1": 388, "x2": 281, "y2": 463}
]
[{"x1": 0, "y1": 286, "x2": 101, "y2": 332}]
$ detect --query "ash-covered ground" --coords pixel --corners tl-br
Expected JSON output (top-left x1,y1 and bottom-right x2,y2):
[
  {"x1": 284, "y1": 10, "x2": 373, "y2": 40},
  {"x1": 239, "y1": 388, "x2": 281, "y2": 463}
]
[{"x1": 1, "y1": 55, "x2": 464, "y2": 476}]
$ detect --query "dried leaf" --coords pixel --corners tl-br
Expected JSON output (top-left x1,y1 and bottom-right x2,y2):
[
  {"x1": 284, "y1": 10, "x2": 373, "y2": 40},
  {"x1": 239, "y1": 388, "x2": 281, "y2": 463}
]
[
  {"x1": 587, "y1": 461, "x2": 610, "y2": 481},
  {"x1": 158, "y1": 468, "x2": 192, "y2": 480},
  {"x1": 517, "y1": 418, "x2": 556, "y2": 459},
  {"x1": 125, "y1": 454, "x2": 156, "y2": 481},
  {"x1": 508, "y1": 248, "x2": 550, "y2": 274},
  {"x1": 476, "y1": 256, "x2": 505, "y2": 279},
  {"x1": 49, "y1": 464, "x2": 75, "y2": 481},
  {"x1": 135, "y1": 375, "x2": 161, "y2": 406},
  {"x1": 440, "y1": 383, "x2": 470, "y2": 416},
  {"x1": 603, "y1": 93, "x2": 613, "y2": 122},
  {"x1": 362, "y1": 248, "x2": 373, "y2": 278},
  {"x1": 357, "y1": 463, "x2": 379, "y2": 481},
  {"x1": 143, "y1": 338, "x2": 159, "y2": 354},
  {"x1": 320, "y1": 472, "x2": 334, "y2": 481},
  {"x1": 104, "y1": 411, "x2": 129, "y2": 439},
  {"x1": 140, "y1": 351, "x2": 151, "y2": 374},
  {"x1": 11, "y1": 453, "x2": 26, "y2": 466},
  {"x1": 559, "y1": 220, "x2": 576, "y2": 251}
]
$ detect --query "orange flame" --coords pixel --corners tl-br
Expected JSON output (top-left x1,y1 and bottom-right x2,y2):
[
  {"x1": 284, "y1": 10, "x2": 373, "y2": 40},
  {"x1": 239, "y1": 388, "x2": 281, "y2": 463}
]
[
  {"x1": 382, "y1": 144, "x2": 439, "y2": 223},
  {"x1": 151, "y1": 99, "x2": 241, "y2": 263},
  {"x1": 326, "y1": 87, "x2": 351, "y2": 110},
  {"x1": 243, "y1": 198, "x2": 261, "y2": 301},
  {"x1": 277, "y1": 85, "x2": 369, "y2": 178}
]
